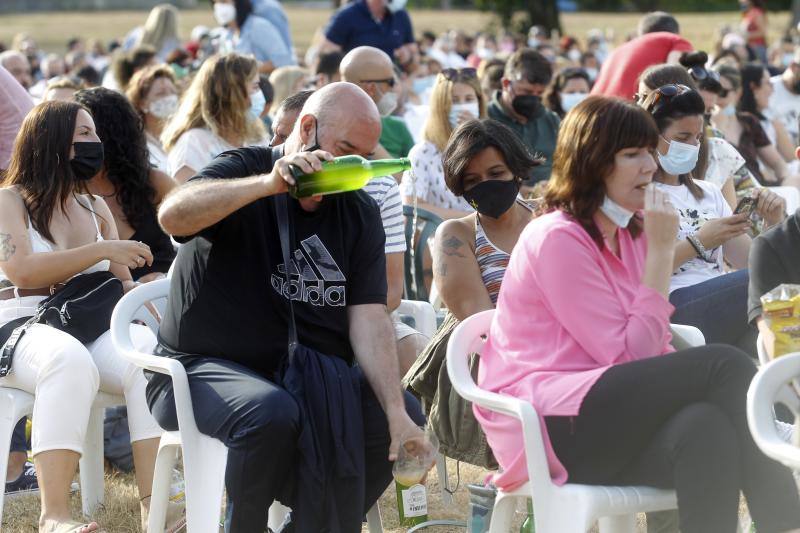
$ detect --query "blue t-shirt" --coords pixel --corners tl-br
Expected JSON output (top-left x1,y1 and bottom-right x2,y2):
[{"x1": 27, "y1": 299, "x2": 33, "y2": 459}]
[
  {"x1": 324, "y1": 0, "x2": 414, "y2": 58},
  {"x1": 251, "y1": 0, "x2": 294, "y2": 53},
  {"x1": 237, "y1": 15, "x2": 295, "y2": 67}
]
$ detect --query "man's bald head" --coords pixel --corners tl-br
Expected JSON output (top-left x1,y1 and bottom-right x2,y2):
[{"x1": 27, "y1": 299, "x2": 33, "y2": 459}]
[
  {"x1": 340, "y1": 46, "x2": 394, "y2": 85},
  {"x1": 287, "y1": 82, "x2": 382, "y2": 159},
  {"x1": 0, "y1": 51, "x2": 32, "y2": 89}
]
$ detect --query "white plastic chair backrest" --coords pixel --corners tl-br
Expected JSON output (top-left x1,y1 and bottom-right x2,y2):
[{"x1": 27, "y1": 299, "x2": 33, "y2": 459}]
[
  {"x1": 757, "y1": 332, "x2": 769, "y2": 366},
  {"x1": 767, "y1": 186, "x2": 800, "y2": 215},
  {"x1": 669, "y1": 324, "x2": 705, "y2": 350},
  {"x1": 747, "y1": 352, "x2": 800, "y2": 470},
  {"x1": 397, "y1": 299, "x2": 437, "y2": 338},
  {"x1": 111, "y1": 278, "x2": 202, "y2": 437},
  {"x1": 445, "y1": 310, "x2": 555, "y2": 500}
]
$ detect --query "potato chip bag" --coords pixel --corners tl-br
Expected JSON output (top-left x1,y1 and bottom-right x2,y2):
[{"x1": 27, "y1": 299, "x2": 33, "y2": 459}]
[{"x1": 761, "y1": 284, "x2": 800, "y2": 358}]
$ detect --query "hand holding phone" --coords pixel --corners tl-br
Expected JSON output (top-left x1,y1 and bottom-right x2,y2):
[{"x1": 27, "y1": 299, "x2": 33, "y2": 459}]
[{"x1": 734, "y1": 196, "x2": 757, "y2": 217}]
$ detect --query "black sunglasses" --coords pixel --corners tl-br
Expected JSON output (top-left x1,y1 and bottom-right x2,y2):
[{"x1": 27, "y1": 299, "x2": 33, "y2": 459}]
[
  {"x1": 440, "y1": 68, "x2": 477, "y2": 81},
  {"x1": 360, "y1": 77, "x2": 396, "y2": 88},
  {"x1": 646, "y1": 84, "x2": 692, "y2": 115},
  {"x1": 687, "y1": 66, "x2": 720, "y2": 83}
]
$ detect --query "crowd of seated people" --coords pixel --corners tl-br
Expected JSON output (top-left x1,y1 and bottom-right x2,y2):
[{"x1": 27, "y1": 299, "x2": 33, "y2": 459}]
[{"x1": 3, "y1": 4, "x2": 800, "y2": 532}]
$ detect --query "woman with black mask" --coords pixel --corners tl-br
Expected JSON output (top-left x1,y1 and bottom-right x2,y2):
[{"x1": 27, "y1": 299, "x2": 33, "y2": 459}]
[
  {"x1": 0, "y1": 101, "x2": 164, "y2": 532},
  {"x1": 404, "y1": 118, "x2": 539, "y2": 466}
]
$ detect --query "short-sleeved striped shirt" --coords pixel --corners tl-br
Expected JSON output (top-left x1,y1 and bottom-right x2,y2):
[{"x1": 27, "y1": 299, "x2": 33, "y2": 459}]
[{"x1": 363, "y1": 176, "x2": 407, "y2": 255}]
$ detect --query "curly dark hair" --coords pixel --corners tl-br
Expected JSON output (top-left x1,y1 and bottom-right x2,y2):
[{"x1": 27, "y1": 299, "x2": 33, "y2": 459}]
[{"x1": 74, "y1": 87, "x2": 156, "y2": 231}]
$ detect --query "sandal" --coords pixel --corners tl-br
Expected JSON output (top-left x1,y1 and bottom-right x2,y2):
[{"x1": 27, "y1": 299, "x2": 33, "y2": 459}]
[{"x1": 47, "y1": 520, "x2": 102, "y2": 533}]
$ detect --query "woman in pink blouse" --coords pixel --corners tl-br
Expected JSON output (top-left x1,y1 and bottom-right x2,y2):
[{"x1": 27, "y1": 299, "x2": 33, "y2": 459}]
[{"x1": 474, "y1": 96, "x2": 800, "y2": 532}]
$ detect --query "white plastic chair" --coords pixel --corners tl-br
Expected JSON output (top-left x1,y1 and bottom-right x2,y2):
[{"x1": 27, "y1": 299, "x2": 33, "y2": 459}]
[
  {"x1": 0, "y1": 385, "x2": 124, "y2": 522},
  {"x1": 446, "y1": 310, "x2": 678, "y2": 533},
  {"x1": 669, "y1": 324, "x2": 705, "y2": 350},
  {"x1": 113, "y1": 280, "x2": 385, "y2": 532},
  {"x1": 398, "y1": 299, "x2": 453, "y2": 507},
  {"x1": 747, "y1": 352, "x2": 800, "y2": 471}
]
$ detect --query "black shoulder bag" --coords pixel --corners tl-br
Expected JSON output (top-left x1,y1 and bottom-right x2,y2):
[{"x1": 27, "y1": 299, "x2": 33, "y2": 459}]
[{"x1": 0, "y1": 271, "x2": 123, "y2": 377}]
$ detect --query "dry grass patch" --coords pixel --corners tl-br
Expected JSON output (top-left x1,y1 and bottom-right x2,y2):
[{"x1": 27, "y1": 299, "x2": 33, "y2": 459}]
[{"x1": 0, "y1": 8, "x2": 792, "y2": 59}]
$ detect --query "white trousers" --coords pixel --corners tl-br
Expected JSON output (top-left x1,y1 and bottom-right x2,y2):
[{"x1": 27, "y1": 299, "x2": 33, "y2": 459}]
[{"x1": 0, "y1": 323, "x2": 162, "y2": 456}]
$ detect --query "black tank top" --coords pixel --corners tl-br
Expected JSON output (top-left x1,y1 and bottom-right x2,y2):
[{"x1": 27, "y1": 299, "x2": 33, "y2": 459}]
[{"x1": 130, "y1": 204, "x2": 176, "y2": 280}]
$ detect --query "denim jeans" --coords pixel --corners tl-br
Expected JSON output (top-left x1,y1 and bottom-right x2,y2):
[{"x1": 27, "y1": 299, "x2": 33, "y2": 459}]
[{"x1": 669, "y1": 269, "x2": 756, "y2": 355}]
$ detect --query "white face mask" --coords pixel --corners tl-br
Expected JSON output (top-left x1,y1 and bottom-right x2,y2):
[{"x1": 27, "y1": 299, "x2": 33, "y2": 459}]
[
  {"x1": 214, "y1": 2, "x2": 237, "y2": 26},
  {"x1": 567, "y1": 49, "x2": 582, "y2": 62},
  {"x1": 448, "y1": 101, "x2": 480, "y2": 129},
  {"x1": 657, "y1": 137, "x2": 700, "y2": 176},
  {"x1": 386, "y1": 0, "x2": 407, "y2": 13},
  {"x1": 147, "y1": 94, "x2": 179, "y2": 120},
  {"x1": 377, "y1": 90, "x2": 398, "y2": 117},
  {"x1": 560, "y1": 92, "x2": 587, "y2": 113},
  {"x1": 720, "y1": 103, "x2": 737, "y2": 116},
  {"x1": 584, "y1": 67, "x2": 598, "y2": 81},
  {"x1": 599, "y1": 195, "x2": 635, "y2": 228}
]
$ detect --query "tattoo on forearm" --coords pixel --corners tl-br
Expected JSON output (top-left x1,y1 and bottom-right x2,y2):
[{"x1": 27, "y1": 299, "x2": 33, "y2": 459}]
[
  {"x1": 0, "y1": 233, "x2": 16, "y2": 261},
  {"x1": 442, "y1": 235, "x2": 466, "y2": 258}
]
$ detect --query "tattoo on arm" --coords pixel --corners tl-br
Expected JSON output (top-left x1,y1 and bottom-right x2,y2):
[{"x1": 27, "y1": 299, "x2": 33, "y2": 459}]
[
  {"x1": 442, "y1": 235, "x2": 466, "y2": 258},
  {"x1": 434, "y1": 262, "x2": 447, "y2": 277},
  {"x1": 0, "y1": 234, "x2": 16, "y2": 262}
]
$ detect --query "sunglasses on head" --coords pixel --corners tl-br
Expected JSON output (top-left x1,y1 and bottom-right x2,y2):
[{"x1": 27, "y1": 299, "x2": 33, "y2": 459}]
[
  {"x1": 687, "y1": 66, "x2": 720, "y2": 83},
  {"x1": 440, "y1": 68, "x2": 477, "y2": 81},
  {"x1": 646, "y1": 84, "x2": 692, "y2": 114}
]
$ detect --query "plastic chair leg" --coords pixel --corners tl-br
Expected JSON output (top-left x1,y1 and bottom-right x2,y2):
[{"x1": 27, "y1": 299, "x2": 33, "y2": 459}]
[
  {"x1": 599, "y1": 513, "x2": 637, "y2": 533},
  {"x1": 436, "y1": 453, "x2": 453, "y2": 506},
  {"x1": 147, "y1": 440, "x2": 180, "y2": 533},
  {"x1": 366, "y1": 503, "x2": 383, "y2": 533},
  {"x1": 0, "y1": 394, "x2": 20, "y2": 523},
  {"x1": 182, "y1": 435, "x2": 227, "y2": 533},
  {"x1": 79, "y1": 406, "x2": 105, "y2": 517},
  {"x1": 488, "y1": 493, "x2": 517, "y2": 533}
]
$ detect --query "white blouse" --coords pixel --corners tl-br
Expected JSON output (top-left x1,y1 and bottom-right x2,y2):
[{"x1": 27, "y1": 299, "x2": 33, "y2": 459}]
[{"x1": 399, "y1": 141, "x2": 473, "y2": 212}]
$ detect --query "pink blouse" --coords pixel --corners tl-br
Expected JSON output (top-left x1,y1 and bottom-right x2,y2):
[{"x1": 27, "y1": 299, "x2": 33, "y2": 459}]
[
  {"x1": 0, "y1": 66, "x2": 33, "y2": 170},
  {"x1": 474, "y1": 210, "x2": 675, "y2": 490}
]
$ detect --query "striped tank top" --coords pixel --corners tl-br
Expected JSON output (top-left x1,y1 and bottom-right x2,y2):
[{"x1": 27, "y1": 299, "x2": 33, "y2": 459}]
[{"x1": 475, "y1": 198, "x2": 534, "y2": 305}]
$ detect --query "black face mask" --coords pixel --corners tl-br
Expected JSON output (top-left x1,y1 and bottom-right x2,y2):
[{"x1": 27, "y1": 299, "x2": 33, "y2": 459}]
[
  {"x1": 70, "y1": 142, "x2": 104, "y2": 181},
  {"x1": 511, "y1": 94, "x2": 543, "y2": 119},
  {"x1": 462, "y1": 178, "x2": 520, "y2": 219}
]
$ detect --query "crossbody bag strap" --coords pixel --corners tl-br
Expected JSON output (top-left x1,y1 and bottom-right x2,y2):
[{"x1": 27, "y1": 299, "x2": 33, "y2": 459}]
[{"x1": 272, "y1": 145, "x2": 298, "y2": 356}]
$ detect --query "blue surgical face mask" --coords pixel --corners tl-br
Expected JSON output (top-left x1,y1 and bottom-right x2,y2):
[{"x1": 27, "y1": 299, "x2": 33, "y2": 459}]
[
  {"x1": 657, "y1": 136, "x2": 700, "y2": 176},
  {"x1": 599, "y1": 195, "x2": 635, "y2": 227},
  {"x1": 249, "y1": 90, "x2": 266, "y2": 119},
  {"x1": 412, "y1": 75, "x2": 436, "y2": 96},
  {"x1": 720, "y1": 103, "x2": 737, "y2": 116},
  {"x1": 560, "y1": 92, "x2": 588, "y2": 113},
  {"x1": 448, "y1": 101, "x2": 480, "y2": 129}
]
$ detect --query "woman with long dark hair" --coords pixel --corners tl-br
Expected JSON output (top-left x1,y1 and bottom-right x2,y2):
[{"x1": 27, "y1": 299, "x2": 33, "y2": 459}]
[
  {"x1": 0, "y1": 101, "x2": 162, "y2": 532},
  {"x1": 474, "y1": 95, "x2": 800, "y2": 532},
  {"x1": 739, "y1": 62, "x2": 796, "y2": 163},
  {"x1": 74, "y1": 87, "x2": 176, "y2": 282}
]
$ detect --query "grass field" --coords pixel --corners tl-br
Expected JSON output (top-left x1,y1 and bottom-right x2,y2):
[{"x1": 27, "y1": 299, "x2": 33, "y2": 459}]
[{"x1": 0, "y1": 7, "x2": 794, "y2": 59}]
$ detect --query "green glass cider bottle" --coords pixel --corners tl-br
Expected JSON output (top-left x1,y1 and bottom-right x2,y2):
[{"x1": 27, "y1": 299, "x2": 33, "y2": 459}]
[
  {"x1": 520, "y1": 500, "x2": 535, "y2": 532},
  {"x1": 288, "y1": 155, "x2": 410, "y2": 198}
]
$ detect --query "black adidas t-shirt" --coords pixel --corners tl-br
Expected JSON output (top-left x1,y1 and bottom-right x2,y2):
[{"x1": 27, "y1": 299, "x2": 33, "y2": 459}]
[{"x1": 158, "y1": 146, "x2": 387, "y2": 375}]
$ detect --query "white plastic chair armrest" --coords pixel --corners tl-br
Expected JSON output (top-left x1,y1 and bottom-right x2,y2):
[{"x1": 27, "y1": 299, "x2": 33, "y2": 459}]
[
  {"x1": 397, "y1": 299, "x2": 437, "y2": 338},
  {"x1": 111, "y1": 279, "x2": 202, "y2": 436},
  {"x1": 747, "y1": 352, "x2": 800, "y2": 470},
  {"x1": 670, "y1": 324, "x2": 705, "y2": 350}
]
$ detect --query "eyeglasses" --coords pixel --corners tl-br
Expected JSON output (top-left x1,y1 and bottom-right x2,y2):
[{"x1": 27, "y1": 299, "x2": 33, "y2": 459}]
[
  {"x1": 440, "y1": 68, "x2": 477, "y2": 81},
  {"x1": 646, "y1": 84, "x2": 692, "y2": 115},
  {"x1": 359, "y1": 78, "x2": 396, "y2": 87}
]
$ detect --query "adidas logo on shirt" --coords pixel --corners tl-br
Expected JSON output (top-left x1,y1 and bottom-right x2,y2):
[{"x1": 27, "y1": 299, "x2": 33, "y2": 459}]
[{"x1": 271, "y1": 235, "x2": 346, "y2": 307}]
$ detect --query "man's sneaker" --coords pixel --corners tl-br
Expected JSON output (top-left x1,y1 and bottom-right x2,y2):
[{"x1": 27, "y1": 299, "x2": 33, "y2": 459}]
[{"x1": 5, "y1": 461, "x2": 39, "y2": 498}]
